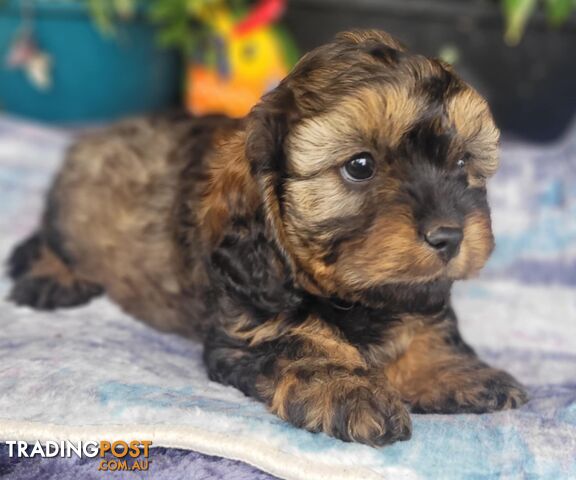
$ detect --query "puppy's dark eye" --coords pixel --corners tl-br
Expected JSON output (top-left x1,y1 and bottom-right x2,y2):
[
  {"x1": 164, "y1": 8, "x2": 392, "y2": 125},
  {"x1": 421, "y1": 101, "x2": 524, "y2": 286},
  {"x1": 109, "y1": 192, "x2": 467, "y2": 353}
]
[
  {"x1": 341, "y1": 153, "x2": 375, "y2": 182},
  {"x1": 457, "y1": 153, "x2": 471, "y2": 169}
]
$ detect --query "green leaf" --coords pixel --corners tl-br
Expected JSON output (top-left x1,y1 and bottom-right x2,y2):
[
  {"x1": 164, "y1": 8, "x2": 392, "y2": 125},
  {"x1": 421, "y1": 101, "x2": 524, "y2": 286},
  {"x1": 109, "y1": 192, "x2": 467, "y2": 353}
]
[
  {"x1": 503, "y1": 0, "x2": 537, "y2": 46},
  {"x1": 86, "y1": 0, "x2": 251, "y2": 56},
  {"x1": 545, "y1": 0, "x2": 576, "y2": 26},
  {"x1": 113, "y1": 0, "x2": 137, "y2": 20},
  {"x1": 87, "y1": 0, "x2": 116, "y2": 36},
  {"x1": 186, "y1": 0, "x2": 224, "y2": 16},
  {"x1": 149, "y1": 0, "x2": 185, "y2": 21}
]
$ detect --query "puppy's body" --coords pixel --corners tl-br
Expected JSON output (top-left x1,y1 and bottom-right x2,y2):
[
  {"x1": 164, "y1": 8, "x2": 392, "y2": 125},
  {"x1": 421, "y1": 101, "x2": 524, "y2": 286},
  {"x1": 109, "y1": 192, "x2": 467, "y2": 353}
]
[
  {"x1": 8, "y1": 31, "x2": 527, "y2": 446},
  {"x1": 14, "y1": 114, "x2": 240, "y2": 337}
]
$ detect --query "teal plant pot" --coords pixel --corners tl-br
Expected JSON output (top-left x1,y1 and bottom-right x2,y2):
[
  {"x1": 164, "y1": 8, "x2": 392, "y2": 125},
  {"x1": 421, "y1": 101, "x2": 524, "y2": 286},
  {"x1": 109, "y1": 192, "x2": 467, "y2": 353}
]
[{"x1": 0, "y1": 0, "x2": 182, "y2": 123}]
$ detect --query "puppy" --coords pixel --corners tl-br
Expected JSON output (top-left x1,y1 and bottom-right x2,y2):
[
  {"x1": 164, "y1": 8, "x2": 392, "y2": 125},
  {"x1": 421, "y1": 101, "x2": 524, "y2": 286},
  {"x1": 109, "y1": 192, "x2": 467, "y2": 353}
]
[{"x1": 7, "y1": 30, "x2": 527, "y2": 446}]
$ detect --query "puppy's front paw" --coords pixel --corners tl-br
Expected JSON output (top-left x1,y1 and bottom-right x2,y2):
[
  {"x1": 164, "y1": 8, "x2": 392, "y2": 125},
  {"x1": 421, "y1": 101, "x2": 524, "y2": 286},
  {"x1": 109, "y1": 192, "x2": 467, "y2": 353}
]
[
  {"x1": 331, "y1": 385, "x2": 412, "y2": 446},
  {"x1": 411, "y1": 366, "x2": 528, "y2": 414},
  {"x1": 469, "y1": 369, "x2": 528, "y2": 412},
  {"x1": 270, "y1": 371, "x2": 412, "y2": 446}
]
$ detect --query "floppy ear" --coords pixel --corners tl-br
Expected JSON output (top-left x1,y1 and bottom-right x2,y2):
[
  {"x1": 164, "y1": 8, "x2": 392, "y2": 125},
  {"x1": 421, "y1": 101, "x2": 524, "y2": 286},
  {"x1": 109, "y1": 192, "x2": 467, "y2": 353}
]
[
  {"x1": 243, "y1": 84, "x2": 301, "y2": 266},
  {"x1": 208, "y1": 86, "x2": 303, "y2": 320},
  {"x1": 245, "y1": 85, "x2": 299, "y2": 179}
]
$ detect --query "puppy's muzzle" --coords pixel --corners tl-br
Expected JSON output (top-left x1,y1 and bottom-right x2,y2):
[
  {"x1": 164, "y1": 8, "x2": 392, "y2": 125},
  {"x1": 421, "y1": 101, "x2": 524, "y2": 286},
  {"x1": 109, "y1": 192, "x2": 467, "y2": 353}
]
[{"x1": 424, "y1": 225, "x2": 463, "y2": 262}]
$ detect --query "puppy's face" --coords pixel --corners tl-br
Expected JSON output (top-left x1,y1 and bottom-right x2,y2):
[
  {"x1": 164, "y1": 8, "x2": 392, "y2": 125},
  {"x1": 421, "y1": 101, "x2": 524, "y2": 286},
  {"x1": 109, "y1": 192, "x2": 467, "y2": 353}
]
[{"x1": 249, "y1": 31, "x2": 499, "y2": 303}]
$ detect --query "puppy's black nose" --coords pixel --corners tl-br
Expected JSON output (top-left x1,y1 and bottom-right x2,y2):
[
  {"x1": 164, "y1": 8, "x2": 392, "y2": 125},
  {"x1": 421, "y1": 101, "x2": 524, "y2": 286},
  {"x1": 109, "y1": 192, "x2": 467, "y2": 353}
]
[{"x1": 425, "y1": 226, "x2": 463, "y2": 261}]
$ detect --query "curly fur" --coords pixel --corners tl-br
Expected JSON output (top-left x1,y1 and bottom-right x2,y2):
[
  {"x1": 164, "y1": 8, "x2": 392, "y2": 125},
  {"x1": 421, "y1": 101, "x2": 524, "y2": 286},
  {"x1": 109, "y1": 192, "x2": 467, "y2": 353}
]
[{"x1": 7, "y1": 30, "x2": 527, "y2": 446}]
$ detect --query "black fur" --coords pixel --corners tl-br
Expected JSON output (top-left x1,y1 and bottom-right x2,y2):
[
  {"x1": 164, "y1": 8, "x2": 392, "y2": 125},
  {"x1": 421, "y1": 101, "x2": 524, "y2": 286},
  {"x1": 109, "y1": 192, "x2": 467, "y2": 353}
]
[
  {"x1": 9, "y1": 275, "x2": 103, "y2": 310},
  {"x1": 209, "y1": 210, "x2": 303, "y2": 321},
  {"x1": 7, "y1": 226, "x2": 103, "y2": 310},
  {"x1": 6, "y1": 233, "x2": 42, "y2": 280},
  {"x1": 203, "y1": 327, "x2": 275, "y2": 399}
]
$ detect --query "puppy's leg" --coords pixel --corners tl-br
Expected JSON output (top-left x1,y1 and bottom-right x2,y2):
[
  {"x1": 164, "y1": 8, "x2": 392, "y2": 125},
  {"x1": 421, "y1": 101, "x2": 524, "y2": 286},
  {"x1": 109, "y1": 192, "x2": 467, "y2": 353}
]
[
  {"x1": 7, "y1": 234, "x2": 102, "y2": 310},
  {"x1": 204, "y1": 317, "x2": 412, "y2": 446},
  {"x1": 386, "y1": 310, "x2": 528, "y2": 414}
]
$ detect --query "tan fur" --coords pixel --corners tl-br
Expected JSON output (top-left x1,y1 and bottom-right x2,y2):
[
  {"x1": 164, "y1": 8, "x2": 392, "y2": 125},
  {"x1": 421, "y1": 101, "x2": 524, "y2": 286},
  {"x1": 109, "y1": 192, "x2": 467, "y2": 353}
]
[
  {"x1": 28, "y1": 246, "x2": 76, "y2": 286},
  {"x1": 385, "y1": 323, "x2": 526, "y2": 412},
  {"x1": 10, "y1": 30, "x2": 525, "y2": 447},
  {"x1": 446, "y1": 89, "x2": 500, "y2": 177},
  {"x1": 226, "y1": 314, "x2": 289, "y2": 346},
  {"x1": 287, "y1": 86, "x2": 424, "y2": 177},
  {"x1": 448, "y1": 211, "x2": 495, "y2": 279},
  {"x1": 197, "y1": 131, "x2": 261, "y2": 248},
  {"x1": 51, "y1": 119, "x2": 187, "y2": 332},
  {"x1": 255, "y1": 322, "x2": 412, "y2": 446}
]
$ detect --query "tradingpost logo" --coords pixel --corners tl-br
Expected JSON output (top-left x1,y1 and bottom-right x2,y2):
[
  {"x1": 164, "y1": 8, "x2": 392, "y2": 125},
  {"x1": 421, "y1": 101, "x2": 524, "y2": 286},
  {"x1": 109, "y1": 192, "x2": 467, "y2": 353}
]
[{"x1": 4, "y1": 440, "x2": 152, "y2": 472}]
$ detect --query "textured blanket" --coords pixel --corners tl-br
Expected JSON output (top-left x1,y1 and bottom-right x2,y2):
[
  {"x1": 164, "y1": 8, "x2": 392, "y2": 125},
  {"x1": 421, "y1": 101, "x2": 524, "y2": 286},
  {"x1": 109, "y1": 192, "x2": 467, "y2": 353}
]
[{"x1": 0, "y1": 116, "x2": 575, "y2": 479}]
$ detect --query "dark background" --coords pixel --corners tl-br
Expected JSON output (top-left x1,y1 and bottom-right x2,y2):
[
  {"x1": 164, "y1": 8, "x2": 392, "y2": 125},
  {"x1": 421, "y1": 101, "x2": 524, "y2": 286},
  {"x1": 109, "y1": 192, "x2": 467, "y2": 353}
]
[{"x1": 283, "y1": 0, "x2": 576, "y2": 142}]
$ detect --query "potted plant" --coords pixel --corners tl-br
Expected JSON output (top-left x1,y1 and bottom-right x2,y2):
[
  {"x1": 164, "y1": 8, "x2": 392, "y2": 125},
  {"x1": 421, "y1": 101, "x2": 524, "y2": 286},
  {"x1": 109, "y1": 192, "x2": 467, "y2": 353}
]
[{"x1": 0, "y1": 0, "x2": 183, "y2": 123}]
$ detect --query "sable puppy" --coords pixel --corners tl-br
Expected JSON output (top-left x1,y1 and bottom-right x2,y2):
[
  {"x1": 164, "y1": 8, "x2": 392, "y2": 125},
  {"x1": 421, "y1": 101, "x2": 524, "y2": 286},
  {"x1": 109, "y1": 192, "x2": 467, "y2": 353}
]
[{"x1": 8, "y1": 30, "x2": 527, "y2": 446}]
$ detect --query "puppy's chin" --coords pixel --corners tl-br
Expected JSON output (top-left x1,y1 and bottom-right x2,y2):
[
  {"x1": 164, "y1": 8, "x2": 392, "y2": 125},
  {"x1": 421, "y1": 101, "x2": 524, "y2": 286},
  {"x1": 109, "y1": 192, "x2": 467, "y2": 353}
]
[
  {"x1": 328, "y1": 246, "x2": 493, "y2": 312},
  {"x1": 445, "y1": 260, "x2": 486, "y2": 281},
  {"x1": 390, "y1": 243, "x2": 494, "y2": 283},
  {"x1": 346, "y1": 278, "x2": 453, "y2": 314}
]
